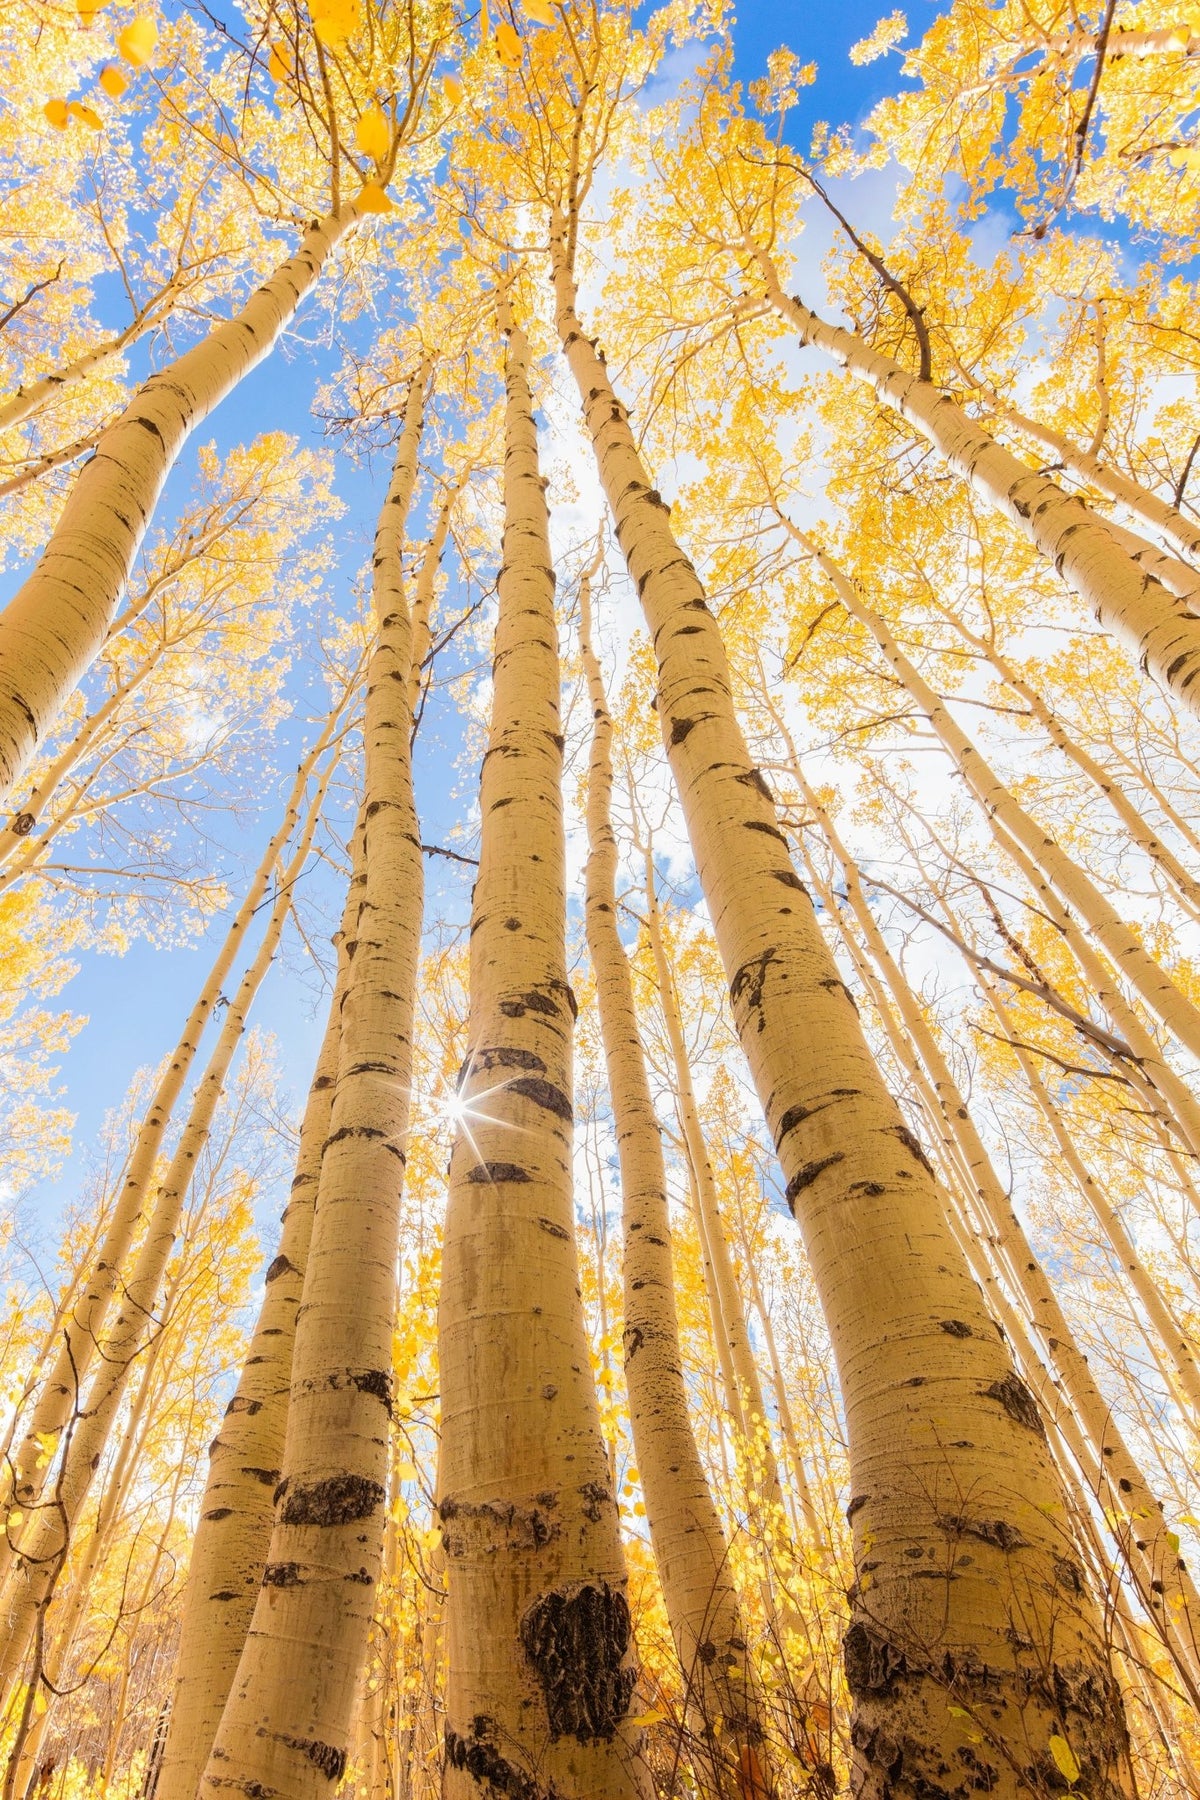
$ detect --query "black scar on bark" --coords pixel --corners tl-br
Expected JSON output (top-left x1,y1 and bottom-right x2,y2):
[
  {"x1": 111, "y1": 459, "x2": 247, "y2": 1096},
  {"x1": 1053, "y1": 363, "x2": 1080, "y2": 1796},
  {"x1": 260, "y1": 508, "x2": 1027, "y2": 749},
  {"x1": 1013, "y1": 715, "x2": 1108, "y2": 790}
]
[
  {"x1": 281, "y1": 1738, "x2": 345, "y2": 1784},
  {"x1": 265, "y1": 1254, "x2": 297, "y2": 1283},
  {"x1": 461, "y1": 1046, "x2": 546, "y2": 1086},
  {"x1": 519, "y1": 1582, "x2": 636, "y2": 1742},
  {"x1": 940, "y1": 1319, "x2": 973, "y2": 1337},
  {"x1": 984, "y1": 1371, "x2": 1045, "y2": 1436},
  {"x1": 785, "y1": 1153, "x2": 845, "y2": 1213},
  {"x1": 262, "y1": 1561, "x2": 303, "y2": 1587},
  {"x1": 843, "y1": 1620, "x2": 908, "y2": 1699},
  {"x1": 508, "y1": 1076, "x2": 572, "y2": 1121},
  {"x1": 280, "y1": 1474, "x2": 385, "y2": 1527},
  {"x1": 466, "y1": 1162, "x2": 531, "y2": 1184},
  {"x1": 729, "y1": 949, "x2": 780, "y2": 1031},
  {"x1": 443, "y1": 1722, "x2": 557, "y2": 1800},
  {"x1": 735, "y1": 767, "x2": 773, "y2": 801},
  {"x1": 350, "y1": 1368, "x2": 394, "y2": 1409},
  {"x1": 890, "y1": 1122, "x2": 935, "y2": 1174}
]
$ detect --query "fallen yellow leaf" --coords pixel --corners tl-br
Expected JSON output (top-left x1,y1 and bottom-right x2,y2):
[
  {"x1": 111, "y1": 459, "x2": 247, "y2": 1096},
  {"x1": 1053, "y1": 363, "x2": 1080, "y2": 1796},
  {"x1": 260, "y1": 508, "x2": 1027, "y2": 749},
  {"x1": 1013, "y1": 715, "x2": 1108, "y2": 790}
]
[
  {"x1": 117, "y1": 15, "x2": 158, "y2": 66},
  {"x1": 495, "y1": 18, "x2": 522, "y2": 67},
  {"x1": 68, "y1": 100, "x2": 103, "y2": 129},
  {"x1": 43, "y1": 98, "x2": 70, "y2": 129},
  {"x1": 355, "y1": 102, "x2": 390, "y2": 160},
  {"x1": 443, "y1": 73, "x2": 464, "y2": 105},
  {"x1": 98, "y1": 63, "x2": 129, "y2": 97},
  {"x1": 525, "y1": 0, "x2": 556, "y2": 24},
  {"x1": 267, "y1": 43, "x2": 292, "y2": 82}
]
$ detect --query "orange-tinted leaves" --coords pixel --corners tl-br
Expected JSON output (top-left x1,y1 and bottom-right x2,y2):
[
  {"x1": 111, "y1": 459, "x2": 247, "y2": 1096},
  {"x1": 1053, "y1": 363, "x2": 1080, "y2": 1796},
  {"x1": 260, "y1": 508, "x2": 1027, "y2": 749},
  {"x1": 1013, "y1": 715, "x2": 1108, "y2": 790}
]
[
  {"x1": 494, "y1": 19, "x2": 522, "y2": 68},
  {"x1": 98, "y1": 63, "x2": 129, "y2": 97},
  {"x1": 117, "y1": 16, "x2": 158, "y2": 66}
]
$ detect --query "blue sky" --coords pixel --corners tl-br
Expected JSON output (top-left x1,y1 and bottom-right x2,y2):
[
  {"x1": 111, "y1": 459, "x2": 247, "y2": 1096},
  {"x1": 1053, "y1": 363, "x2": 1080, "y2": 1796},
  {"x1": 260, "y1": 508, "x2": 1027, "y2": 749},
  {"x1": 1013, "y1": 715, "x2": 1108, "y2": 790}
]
[{"x1": 7, "y1": 0, "x2": 907, "y2": 1259}]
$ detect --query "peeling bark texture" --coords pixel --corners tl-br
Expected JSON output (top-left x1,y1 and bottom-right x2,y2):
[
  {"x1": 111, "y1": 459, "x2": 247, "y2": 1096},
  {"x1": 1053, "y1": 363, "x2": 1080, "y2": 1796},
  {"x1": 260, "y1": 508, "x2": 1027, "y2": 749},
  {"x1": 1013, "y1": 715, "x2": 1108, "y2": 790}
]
[
  {"x1": 580, "y1": 568, "x2": 773, "y2": 1795},
  {"x1": 750, "y1": 243, "x2": 1200, "y2": 720},
  {"x1": 156, "y1": 833, "x2": 361, "y2": 1800},
  {"x1": 438, "y1": 296, "x2": 647, "y2": 1800},
  {"x1": 0, "y1": 719, "x2": 342, "y2": 1589},
  {"x1": 0, "y1": 211, "x2": 355, "y2": 801},
  {"x1": 201, "y1": 369, "x2": 427, "y2": 1800},
  {"x1": 550, "y1": 210, "x2": 1133, "y2": 1800},
  {"x1": 0, "y1": 766, "x2": 329, "y2": 1692}
]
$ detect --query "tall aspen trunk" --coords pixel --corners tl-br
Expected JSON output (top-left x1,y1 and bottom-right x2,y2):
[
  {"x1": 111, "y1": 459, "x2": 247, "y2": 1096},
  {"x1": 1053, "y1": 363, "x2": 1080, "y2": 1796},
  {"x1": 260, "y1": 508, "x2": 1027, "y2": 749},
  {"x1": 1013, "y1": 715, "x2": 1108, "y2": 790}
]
[
  {"x1": 0, "y1": 768, "x2": 326, "y2": 1691},
  {"x1": 550, "y1": 211, "x2": 1133, "y2": 1800},
  {"x1": 0, "y1": 713, "x2": 346, "y2": 1575},
  {"x1": 201, "y1": 371, "x2": 427, "y2": 1800},
  {"x1": 0, "y1": 210, "x2": 356, "y2": 800},
  {"x1": 933, "y1": 608, "x2": 1200, "y2": 925},
  {"x1": 641, "y1": 845, "x2": 792, "y2": 1529},
  {"x1": 155, "y1": 829, "x2": 363, "y2": 1800},
  {"x1": 437, "y1": 299, "x2": 646, "y2": 1800},
  {"x1": 580, "y1": 561, "x2": 772, "y2": 1798},
  {"x1": 747, "y1": 245, "x2": 1200, "y2": 717},
  {"x1": 805, "y1": 537, "x2": 1200, "y2": 1069},
  {"x1": 782, "y1": 756, "x2": 1200, "y2": 1689}
]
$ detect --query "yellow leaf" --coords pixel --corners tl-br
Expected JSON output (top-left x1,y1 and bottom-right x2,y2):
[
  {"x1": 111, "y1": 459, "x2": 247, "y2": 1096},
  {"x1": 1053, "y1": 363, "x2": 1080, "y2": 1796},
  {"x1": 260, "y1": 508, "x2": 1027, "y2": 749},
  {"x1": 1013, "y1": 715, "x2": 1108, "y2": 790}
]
[
  {"x1": 311, "y1": 0, "x2": 361, "y2": 46},
  {"x1": 355, "y1": 103, "x2": 390, "y2": 160},
  {"x1": 443, "y1": 73, "x2": 463, "y2": 105},
  {"x1": 33, "y1": 1690, "x2": 47, "y2": 1717},
  {"x1": 67, "y1": 100, "x2": 103, "y2": 129},
  {"x1": 629, "y1": 1709, "x2": 667, "y2": 1726},
  {"x1": 98, "y1": 63, "x2": 129, "y2": 97},
  {"x1": 524, "y1": 0, "x2": 556, "y2": 23},
  {"x1": 494, "y1": 19, "x2": 523, "y2": 68},
  {"x1": 1049, "y1": 1736, "x2": 1080, "y2": 1786},
  {"x1": 355, "y1": 182, "x2": 395, "y2": 214},
  {"x1": 117, "y1": 15, "x2": 158, "y2": 66},
  {"x1": 77, "y1": 0, "x2": 109, "y2": 19},
  {"x1": 43, "y1": 99, "x2": 70, "y2": 129},
  {"x1": 267, "y1": 44, "x2": 292, "y2": 82}
]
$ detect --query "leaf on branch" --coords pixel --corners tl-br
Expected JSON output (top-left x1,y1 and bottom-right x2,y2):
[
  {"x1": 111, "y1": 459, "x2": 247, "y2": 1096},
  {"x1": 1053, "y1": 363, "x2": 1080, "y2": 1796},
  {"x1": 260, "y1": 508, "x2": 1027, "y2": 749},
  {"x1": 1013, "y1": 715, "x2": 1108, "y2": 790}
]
[
  {"x1": 355, "y1": 103, "x2": 390, "y2": 160},
  {"x1": 267, "y1": 43, "x2": 292, "y2": 82},
  {"x1": 495, "y1": 20, "x2": 523, "y2": 68},
  {"x1": 849, "y1": 10, "x2": 907, "y2": 65},
  {"x1": 117, "y1": 16, "x2": 158, "y2": 66}
]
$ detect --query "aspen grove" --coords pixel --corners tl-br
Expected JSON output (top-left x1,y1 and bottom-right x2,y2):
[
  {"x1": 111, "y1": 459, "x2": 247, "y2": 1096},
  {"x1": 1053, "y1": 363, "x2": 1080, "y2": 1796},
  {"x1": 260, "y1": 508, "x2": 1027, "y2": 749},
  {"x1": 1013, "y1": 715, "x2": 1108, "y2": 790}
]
[{"x1": 6, "y1": 0, "x2": 1200, "y2": 1796}]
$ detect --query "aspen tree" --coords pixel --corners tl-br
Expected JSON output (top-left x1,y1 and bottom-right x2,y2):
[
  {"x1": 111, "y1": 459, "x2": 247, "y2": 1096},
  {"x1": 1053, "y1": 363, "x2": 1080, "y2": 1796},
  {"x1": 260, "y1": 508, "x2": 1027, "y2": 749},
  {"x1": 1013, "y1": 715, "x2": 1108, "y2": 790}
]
[
  {"x1": 155, "y1": 832, "x2": 363, "y2": 1800},
  {"x1": 580, "y1": 554, "x2": 772, "y2": 1798},
  {"x1": 550, "y1": 202, "x2": 1135, "y2": 1800},
  {"x1": 778, "y1": 750, "x2": 1200, "y2": 1693},
  {"x1": 798, "y1": 535, "x2": 1200, "y2": 1068},
  {"x1": 437, "y1": 295, "x2": 646, "y2": 1800},
  {"x1": 743, "y1": 244, "x2": 1200, "y2": 719},
  {"x1": 0, "y1": 208, "x2": 361, "y2": 800},
  {"x1": 0, "y1": 761, "x2": 330, "y2": 1692},
  {"x1": 0, "y1": 707, "x2": 349, "y2": 1569},
  {"x1": 202, "y1": 369, "x2": 428, "y2": 1800},
  {"x1": 0, "y1": 702, "x2": 347, "y2": 1576}
]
